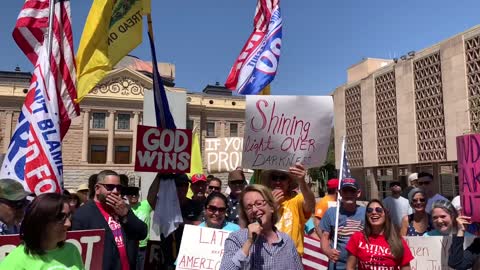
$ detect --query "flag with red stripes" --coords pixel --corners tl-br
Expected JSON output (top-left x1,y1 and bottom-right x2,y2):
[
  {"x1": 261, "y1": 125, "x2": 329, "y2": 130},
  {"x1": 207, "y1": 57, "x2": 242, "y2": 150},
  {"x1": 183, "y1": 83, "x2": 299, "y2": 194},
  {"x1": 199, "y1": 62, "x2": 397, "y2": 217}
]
[
  {"x1": 12, "y1": 0, "x2": 79, "y2": 136},
  {"x1": 303, "y1": 235, "x2": 329, "y2": 270},
  {"x1": 225, "y1": 0, "x2": 282, "y2": 95},
  {"x1": 0, "y1": 0, "x2": 78, "y2": 194}
]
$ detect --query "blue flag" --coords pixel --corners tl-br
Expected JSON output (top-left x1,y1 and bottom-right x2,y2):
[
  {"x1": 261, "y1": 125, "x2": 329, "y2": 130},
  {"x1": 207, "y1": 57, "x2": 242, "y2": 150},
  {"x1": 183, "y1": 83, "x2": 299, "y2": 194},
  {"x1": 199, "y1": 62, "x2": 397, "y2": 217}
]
[{"x1": 148, "y1": 32, "x2": 176, "y2": 129}]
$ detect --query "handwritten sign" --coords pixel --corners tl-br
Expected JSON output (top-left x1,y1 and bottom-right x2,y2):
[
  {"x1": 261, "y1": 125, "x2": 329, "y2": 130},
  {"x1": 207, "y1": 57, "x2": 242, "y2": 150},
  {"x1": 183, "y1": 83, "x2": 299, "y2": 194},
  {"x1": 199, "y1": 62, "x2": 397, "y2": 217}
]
[
  {"x1": 406, "y1": 236, "x2": 474, "y2": 270},
  {"x1": 457, "y1": 134, "x2": 480, "y2": 222},
  {"x1": 135, "y1": 125, "x2": 192, "y2": 173},
  {"x1": 242, "y1": 95, "x2": 333, "y2": 170},
  {"x1": 0, "y1": 229, "x2": 105, "y2": 270},
  {"x1": 205, "y1": 137, "x2": 243, "y2": 173},
  {"x1": 176, "y1": 225, "x2": 232, "y2": 270}
]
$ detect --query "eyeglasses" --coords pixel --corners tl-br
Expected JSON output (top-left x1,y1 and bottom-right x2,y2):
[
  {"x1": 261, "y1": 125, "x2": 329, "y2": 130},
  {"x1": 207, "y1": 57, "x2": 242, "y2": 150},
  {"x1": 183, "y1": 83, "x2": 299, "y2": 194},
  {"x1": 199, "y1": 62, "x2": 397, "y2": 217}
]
[
  {"x1": 229, "y1": 180, "x2": 246, "y2": 187},
  {"x1": 418, "y1": 181, "x2": 431, "y2": 186},
  {"x1": 206, "y1": 205, "x2": 227, "y2": 213},
  {"x1": 0, "y1": 198, "x2": 28, "y2": 209},
  {"x1": 97, "y1": 183, "x2": 123, "y2": 192},
  {"x1": 208, "y1": 186, "x2": 221, "y2": 191},
  {"x1": 366, "y1": 207, "x2": 384, "y2": 214},
  {"x1": 270, "y1": 174, "x2": 288, "y2": 182},
  {"x1": 56, "y1": 212, "x2": 72, "y2": 224},
  {"x1": 245, "y1": 200, "x2": 267, "y2": 212},
  {"x1": 412, "y1": 198, "x2": 426, "y2": 203}
]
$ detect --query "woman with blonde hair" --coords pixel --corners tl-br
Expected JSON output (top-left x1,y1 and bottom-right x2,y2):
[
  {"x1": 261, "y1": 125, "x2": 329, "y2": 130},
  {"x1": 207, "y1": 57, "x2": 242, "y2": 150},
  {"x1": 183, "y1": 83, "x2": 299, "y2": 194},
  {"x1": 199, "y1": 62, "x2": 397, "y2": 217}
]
[
  {"x1": 346, "y1": 199, "x2": 413, "y2": 270},
  {"x1": 219, "y1": 184, "x2": 303, "y2": 270}
]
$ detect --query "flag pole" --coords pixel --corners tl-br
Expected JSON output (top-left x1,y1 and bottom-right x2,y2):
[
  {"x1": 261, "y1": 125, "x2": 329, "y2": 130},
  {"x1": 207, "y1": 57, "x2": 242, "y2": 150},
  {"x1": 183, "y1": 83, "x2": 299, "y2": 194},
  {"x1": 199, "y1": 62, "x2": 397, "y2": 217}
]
[
  {"x1": 333, "y1": 135, "x2": 346, "y2": 249},
  {"x1": 45, "y1": 0, "x2": 55, "y2": 92}
]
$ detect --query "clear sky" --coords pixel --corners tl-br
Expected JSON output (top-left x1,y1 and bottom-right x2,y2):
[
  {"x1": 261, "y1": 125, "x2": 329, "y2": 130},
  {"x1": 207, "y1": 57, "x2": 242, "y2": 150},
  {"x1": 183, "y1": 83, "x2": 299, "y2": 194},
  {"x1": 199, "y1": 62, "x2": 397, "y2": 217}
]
[{"x1": 1, "y1": 0, "x2": 480, "y2": 95}]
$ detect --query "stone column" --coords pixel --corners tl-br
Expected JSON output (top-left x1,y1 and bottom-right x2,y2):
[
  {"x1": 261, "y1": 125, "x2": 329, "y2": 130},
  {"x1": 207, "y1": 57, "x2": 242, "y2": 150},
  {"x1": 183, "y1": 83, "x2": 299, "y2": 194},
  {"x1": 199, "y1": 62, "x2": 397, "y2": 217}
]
[
  {"x1": 106, "y1": 110, "x2": 116, "y2": 164},
  {"x1": 81, "y1": 109, "x2": 90, "y2": 163},
  {"x1": 131, "y1": 111, "x2": 140, "y2": 163},
  {"x1": 3, "y1": 111, "x2": 13, "y2": 152}
]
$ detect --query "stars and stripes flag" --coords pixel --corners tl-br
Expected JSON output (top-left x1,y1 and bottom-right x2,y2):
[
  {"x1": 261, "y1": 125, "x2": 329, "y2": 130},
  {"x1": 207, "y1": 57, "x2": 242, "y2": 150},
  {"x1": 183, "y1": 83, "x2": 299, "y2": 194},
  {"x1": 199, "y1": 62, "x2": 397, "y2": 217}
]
[
  {"x1": 302, "y1": 235, "x2": 329, "y2": 270},
  {"x1": 0, "y1": 0, "x2": 79, "y2": 194},
  {"x1": 225, "y1": 0, "x2": 282, "y2": 95},
  {"x1": 341, "y1": 137, "x2": 352, "y2": 179}
]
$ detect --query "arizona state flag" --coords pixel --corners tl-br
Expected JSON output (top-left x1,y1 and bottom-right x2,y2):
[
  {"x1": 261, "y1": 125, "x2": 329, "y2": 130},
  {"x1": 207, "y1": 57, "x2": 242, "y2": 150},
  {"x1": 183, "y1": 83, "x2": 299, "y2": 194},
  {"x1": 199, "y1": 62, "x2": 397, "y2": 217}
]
[{"x1": 76, "y1": 0, "x2": 151, "y2": 102}]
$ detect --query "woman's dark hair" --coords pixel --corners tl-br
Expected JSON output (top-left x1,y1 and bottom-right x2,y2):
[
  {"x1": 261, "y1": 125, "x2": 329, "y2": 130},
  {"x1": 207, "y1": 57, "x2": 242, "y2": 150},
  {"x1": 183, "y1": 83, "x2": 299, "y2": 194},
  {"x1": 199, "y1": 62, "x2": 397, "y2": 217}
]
[
  {"x1": 364, "y1": 199, "x2": 404, "y2": 261},
  {"x1": 88, "y1": 173, "x2": 98, "y2": 199},
  {"x1": 204, "y1": 192, "x2": 228, "y2": 209},
  {"x1": 20, "y1": 193, "x2": 69, "y2": 255},
  {"x1": 70, "y1": 193, "x2": 81, "y2": 209}
]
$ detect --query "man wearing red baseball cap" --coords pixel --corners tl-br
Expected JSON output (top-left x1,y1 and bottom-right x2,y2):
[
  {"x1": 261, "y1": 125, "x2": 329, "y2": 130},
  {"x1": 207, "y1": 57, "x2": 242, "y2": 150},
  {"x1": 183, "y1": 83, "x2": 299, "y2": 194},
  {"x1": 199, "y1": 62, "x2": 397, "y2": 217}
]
[{"x1": 313, "y1": 178, "x2": 339, "y2": 238}]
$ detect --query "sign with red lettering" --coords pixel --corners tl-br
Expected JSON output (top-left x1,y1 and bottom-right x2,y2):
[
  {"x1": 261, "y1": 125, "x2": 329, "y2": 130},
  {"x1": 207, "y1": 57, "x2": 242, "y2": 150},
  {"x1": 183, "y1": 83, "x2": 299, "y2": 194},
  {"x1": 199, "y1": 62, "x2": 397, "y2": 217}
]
[
  {"x1": 0, "y1": 229, "x2": 105, "y2": 270},
  {"x1": 242, "y1": 96, "x2": 333, "y2": 170},
  {"x1": 457, "y1": 134, "x2": 480, "y2": 222},
  {"x1": 176, "y1": 225, "x2": 232, "y2": 270},
  {"x1": 135, "y1": 125, "x2": 192, "y2": 173}
]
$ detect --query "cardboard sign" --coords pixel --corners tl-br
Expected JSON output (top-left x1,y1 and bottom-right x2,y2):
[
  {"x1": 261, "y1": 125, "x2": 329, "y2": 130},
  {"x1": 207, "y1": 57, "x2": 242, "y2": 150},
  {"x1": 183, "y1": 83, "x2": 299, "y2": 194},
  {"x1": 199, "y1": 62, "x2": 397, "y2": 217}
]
[
  {"x1": 0, "y1": 229, "x2": 105, "y2": 270},
  {"x1": 457, "y1": 134, "x2": 480, "y2": 222},
  {"x1": 176, "y1": 225, "x2": 232, "y2": 270},
  {"x1": 406, "y1": 236, "x2": 474, "y2": 270},
  {"x1": 135, "y1": 125, "x2": 192, "y2": 173},
  {"x1": 205, "y1": 137, "x2": 243, "y2": 173},
  {"x1": 242, "y1": 95, "x2": 333, "y2": 170}
]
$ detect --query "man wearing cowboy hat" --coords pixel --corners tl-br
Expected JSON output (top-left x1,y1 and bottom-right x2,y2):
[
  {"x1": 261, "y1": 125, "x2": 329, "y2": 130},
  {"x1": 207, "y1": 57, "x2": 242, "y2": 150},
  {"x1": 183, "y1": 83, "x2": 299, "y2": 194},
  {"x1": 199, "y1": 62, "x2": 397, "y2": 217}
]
[{"x1": 260, "y1": 163, "x2": 315, "y2": 255}]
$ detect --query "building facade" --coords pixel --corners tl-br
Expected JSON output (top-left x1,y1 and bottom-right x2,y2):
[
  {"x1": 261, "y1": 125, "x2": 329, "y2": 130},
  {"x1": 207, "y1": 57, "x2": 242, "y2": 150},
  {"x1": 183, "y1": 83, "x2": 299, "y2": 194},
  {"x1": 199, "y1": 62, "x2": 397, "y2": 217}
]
[
  {"x1": 0, "y1": 57, "x2": 246, "y2": 191},
  {"x1": 333, "y1": 25, "x2": 480, "y2": 200}
]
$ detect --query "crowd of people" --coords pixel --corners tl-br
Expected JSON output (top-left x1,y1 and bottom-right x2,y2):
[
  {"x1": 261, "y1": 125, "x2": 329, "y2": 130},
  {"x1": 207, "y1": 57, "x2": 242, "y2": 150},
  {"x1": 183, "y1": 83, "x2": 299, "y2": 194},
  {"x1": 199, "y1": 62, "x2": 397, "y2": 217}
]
[{"x1": 1, "y1": 168, "x2": 480, "y2": 270}]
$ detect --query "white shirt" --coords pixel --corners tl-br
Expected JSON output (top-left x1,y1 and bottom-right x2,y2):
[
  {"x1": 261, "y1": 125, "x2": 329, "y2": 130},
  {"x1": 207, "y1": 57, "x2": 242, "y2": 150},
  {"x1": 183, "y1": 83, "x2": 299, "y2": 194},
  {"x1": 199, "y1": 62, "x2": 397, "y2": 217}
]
[
  {"x1": 383, "y1": 196, "x2": 412, "y2": 227},
  {"x1": 426, "y1": 193, "x2": 449, "y2": 214}
]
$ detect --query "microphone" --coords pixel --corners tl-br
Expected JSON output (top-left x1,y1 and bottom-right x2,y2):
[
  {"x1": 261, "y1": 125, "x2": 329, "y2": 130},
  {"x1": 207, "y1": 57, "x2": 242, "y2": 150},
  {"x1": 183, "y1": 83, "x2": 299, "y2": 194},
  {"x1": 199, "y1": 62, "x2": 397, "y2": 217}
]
[{"x1": 251, "y1": 217, "x2": 262, "y2": 242}]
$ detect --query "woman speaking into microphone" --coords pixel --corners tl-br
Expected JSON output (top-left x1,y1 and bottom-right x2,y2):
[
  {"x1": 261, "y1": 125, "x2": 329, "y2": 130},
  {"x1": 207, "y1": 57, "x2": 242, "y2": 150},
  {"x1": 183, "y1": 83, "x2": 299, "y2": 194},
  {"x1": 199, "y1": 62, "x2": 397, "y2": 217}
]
[{"x1": 219, "y1": 184, "x2": 303, "y2": 270}]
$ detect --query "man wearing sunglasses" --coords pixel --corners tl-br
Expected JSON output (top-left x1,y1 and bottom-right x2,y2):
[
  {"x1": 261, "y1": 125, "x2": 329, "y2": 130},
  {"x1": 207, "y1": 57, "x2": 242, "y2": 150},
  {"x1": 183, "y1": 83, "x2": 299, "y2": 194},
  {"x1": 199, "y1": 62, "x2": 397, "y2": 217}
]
[
  {"x1": 261, "y1": 163, "x2": 316, "y2": 255},
  {"x1": 418, "y1": 172, "x2": 449, "y2": 214},
  {"x1": 206, "y1": 177, "x2": 222, "y2": 195},
  {"x1": 225, "y1": 169, "x2": 247, "y2": 226},
  {"x1": 72, "y1": 170, "x2": 147, "y2": 270},
  {"x1": 0, "y1": 178, "x2": 30, "y2": 235}
]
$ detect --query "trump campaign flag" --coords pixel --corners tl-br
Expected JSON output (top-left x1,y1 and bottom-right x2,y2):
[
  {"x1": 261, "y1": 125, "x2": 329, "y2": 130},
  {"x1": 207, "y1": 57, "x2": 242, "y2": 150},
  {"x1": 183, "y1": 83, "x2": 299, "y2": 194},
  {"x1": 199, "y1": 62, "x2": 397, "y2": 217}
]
[
  {"x1": 0, "y1": 0, "x2": 79, "y2": 194},
  {"x1": 225, "y1": 0, "x2": 282, "y2": 95}
]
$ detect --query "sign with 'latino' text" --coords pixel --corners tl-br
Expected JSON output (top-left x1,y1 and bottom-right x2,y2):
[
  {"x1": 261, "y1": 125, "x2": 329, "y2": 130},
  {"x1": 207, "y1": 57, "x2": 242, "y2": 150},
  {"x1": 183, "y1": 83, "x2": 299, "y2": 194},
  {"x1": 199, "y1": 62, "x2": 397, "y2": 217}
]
[
  {"x1": 176, "y1": 225, "x2": 232, "y2": 270},
  {"x1": 457, "y1": 134, "x2": 480, "y2": 222},
  {"x1": 242, "y1": 95, "x2": 333, "y2": 170},
  {"x1": 135, "y1": 125, "x2": 192, "y2": 173}
]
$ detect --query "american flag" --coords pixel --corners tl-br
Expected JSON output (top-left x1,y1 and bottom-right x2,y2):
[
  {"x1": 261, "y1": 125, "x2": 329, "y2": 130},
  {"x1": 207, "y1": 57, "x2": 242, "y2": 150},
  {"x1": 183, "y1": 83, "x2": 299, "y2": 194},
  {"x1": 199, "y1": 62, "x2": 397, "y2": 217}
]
[
  {"x1": 0, "y1": 0, "x2": 78, "y2": 193},
  {"x1": 302, "y1": 235, "x2": 329, "y2": 270},
  {"x1": 341, "y1": 138, "x2": 351, "y2": 179},
  {"x1": 12, "y1": 0, "x2": 79, "y2": 136}
]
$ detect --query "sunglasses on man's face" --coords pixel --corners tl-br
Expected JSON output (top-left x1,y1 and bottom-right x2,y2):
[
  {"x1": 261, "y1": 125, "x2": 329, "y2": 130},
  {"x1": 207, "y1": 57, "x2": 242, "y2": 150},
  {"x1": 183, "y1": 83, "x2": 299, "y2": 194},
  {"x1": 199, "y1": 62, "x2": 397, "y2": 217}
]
[
  {"x1": 0, "y1": 198, "x2": 28, "y2": 209},
  {"x1": 271, "y1": 174, "x2": 289, "y2": 182},
  {"x1": 366, "y1": 207, "x2": 384, "y2": 214},
  {"x1": 208, "y1": 186, "x2": 221, "y2": 191},
  {"x1": 97, "y1": 183, "x2": 123, "y2": 192},
  {"x1": 418, "y1": 181, "x2": 431, "y2": 186}
]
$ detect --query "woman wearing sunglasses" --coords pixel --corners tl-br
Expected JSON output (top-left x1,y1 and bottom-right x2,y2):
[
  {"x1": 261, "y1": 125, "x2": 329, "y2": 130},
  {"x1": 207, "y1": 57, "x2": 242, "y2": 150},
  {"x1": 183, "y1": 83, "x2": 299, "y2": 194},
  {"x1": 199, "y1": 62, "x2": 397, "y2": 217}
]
[
  {"x1": 400, "y1": 188, "x2": 433, "y2": 236},
  {"x1": 0, "y1": 193, "x2": 84, "y2": 269},
  {"x1": 346, "y1": 199, "x2": 413, "y2": 270},
  {"x1": 200, "y1": 192, "x2": 240, "y2": 231}
]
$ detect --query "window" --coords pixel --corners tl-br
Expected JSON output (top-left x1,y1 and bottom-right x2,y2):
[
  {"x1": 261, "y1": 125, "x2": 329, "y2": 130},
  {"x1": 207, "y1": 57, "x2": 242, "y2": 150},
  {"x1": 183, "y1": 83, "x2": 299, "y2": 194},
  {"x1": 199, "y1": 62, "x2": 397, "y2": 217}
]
[
  {"x1": 90, "y1": 145, "x2": 106, "y2": 164},
  {"x1": 230, "y1": 123, "x2": 238, "y2": 137},
  {"x1": 92, "y1": 112, "x2": 106, "y2": 129},
  {"x1": 187, "y1": 119, "x2": 194, "y2": 130},
  {"x1": 117, "y1": 113, "x2": 131, "y2": 130},
  {"x1": 115, "y1": 145, "x2": 130, "y2": 164},
  {"x1": 207, "y1": 122, "x2": 216, "y2": 137}
]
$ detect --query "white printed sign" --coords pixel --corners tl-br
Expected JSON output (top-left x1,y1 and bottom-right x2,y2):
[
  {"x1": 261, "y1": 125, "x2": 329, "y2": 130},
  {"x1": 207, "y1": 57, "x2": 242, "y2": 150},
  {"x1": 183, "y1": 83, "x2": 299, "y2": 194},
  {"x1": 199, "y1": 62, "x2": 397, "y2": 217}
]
[
  {"x1": 406, "y1": 236, "x2": 474, "y2": 270},
  {"x1": 176, "y1": 225, "x2": 232, "y2": 270},
  {"x1": 205, "y1": 137, "x2": 243, "y2": 173},
  {"x1": 242, "y1": 95, "x2": 333, "y2": 170}
]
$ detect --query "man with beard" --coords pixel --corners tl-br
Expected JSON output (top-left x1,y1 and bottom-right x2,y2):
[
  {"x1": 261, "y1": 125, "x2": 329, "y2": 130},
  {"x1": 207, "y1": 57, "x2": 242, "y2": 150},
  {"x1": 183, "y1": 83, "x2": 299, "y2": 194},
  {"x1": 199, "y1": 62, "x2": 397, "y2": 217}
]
[
  {"x1": 72, "y1": 170, "x2": 147, "y2": 270},
  {"x1": 319, "y1": 177, "x2": 366, "y2": 270},
  {"x1": 0, "y1": 178, "x2": 29, "y2": 235}
]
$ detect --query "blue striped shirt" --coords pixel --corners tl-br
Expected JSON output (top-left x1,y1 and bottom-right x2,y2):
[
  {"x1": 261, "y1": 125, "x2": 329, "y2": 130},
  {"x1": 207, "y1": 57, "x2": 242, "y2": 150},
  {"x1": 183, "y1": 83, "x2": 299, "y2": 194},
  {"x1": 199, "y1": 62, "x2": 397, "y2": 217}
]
[{"x1": 219, "y1": 228, "x2": 303, "y2": 270}]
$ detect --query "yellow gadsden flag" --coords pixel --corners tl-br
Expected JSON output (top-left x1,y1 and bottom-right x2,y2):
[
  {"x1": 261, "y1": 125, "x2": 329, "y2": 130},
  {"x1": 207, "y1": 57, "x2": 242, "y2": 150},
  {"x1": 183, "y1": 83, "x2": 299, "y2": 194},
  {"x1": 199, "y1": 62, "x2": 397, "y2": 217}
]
[
  {"x1": 186, "y1": 130, "x2": 203, "y2": 198},
  {"x1": 76, "y1": 0, "x2": 151, "y2": 102}
]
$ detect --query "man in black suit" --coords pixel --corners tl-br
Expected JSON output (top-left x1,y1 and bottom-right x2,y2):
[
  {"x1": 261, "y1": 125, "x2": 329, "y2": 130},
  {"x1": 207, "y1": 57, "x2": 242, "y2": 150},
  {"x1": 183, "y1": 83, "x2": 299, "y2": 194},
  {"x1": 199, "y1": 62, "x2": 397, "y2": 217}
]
[{"x1": 72, "y1": 170, "x2": 147, "y2": 270}]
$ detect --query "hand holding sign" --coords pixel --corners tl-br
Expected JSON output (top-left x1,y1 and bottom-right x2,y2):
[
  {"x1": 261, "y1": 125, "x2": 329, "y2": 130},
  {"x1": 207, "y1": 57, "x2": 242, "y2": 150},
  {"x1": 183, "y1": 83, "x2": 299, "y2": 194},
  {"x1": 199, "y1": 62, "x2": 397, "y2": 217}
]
[
  {"x1": 456, "y1": 216, "x2": 472, "y2": 234},
  {"x1": 289, "y1": 163, "x2": 306, "y2": 183}
]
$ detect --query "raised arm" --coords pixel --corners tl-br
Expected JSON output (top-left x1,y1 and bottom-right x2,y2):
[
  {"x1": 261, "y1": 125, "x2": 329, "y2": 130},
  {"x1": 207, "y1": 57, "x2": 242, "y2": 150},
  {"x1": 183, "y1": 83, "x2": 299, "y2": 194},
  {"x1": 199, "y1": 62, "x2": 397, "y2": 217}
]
[{"x1": 147, "y1": 173, "x2": 161, "y2": 209}]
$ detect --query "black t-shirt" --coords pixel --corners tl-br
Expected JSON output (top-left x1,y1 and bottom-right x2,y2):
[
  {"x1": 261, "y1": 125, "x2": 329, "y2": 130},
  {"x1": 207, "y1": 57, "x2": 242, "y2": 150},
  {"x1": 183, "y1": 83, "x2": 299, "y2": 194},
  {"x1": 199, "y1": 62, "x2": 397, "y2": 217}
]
[{"x1": 182, "y1": 198, "x2": 204, "y2": 222}]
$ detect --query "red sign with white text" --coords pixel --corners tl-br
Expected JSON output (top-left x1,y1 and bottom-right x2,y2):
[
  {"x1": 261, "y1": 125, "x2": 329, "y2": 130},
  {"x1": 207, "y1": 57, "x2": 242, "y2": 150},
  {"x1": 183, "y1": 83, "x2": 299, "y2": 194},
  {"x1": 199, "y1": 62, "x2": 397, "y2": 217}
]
[
  {"x1": 0, "y1": 229, "x2": 105, "y2": 270},
  {"x1": 135, "y1": 125, "x2": 192, "y2": 173}
]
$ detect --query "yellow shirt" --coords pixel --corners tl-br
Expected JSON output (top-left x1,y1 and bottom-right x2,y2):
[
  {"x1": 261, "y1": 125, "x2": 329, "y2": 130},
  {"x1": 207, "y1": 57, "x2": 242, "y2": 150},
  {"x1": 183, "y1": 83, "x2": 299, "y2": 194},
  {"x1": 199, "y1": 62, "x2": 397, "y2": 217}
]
[{"x1": 275, "y1": 193, "x2": 309, "y2": 255}]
